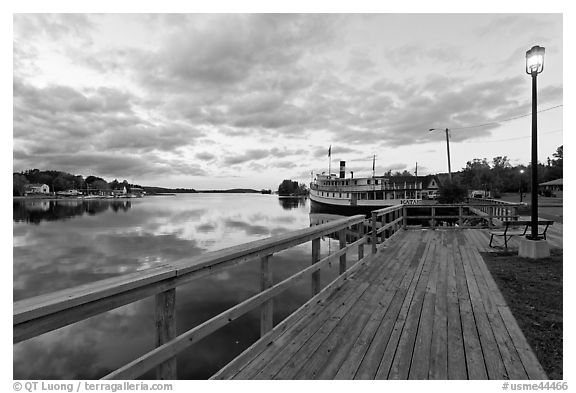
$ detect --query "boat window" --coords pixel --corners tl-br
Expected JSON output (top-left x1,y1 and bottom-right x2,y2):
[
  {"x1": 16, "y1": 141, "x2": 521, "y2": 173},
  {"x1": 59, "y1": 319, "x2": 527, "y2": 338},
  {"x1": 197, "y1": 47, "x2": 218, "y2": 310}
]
[{"x1": 367, "y1": 180, "x2": 371, "y2": 185}]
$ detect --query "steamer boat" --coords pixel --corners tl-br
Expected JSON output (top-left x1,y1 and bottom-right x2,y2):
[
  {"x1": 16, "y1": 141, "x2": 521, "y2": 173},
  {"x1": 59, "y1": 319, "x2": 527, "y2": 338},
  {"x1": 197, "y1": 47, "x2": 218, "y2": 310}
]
[{"x1": 309, "y1": 160, "x2": 441, "y2": 214}]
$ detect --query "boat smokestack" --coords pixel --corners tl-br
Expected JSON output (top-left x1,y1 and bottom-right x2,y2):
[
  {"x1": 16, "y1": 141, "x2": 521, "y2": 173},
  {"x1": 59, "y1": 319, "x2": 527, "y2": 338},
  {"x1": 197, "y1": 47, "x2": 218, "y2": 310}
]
[{"x1": 339, "y1": 161, "x2": 346, "y2": 178}]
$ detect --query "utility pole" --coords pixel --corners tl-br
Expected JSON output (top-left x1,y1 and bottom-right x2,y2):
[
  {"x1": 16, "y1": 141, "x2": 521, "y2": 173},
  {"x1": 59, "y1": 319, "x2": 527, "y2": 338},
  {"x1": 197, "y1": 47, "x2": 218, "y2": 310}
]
[{"x1": 429, "y1": 128, "x2": 452, "y2": 181}]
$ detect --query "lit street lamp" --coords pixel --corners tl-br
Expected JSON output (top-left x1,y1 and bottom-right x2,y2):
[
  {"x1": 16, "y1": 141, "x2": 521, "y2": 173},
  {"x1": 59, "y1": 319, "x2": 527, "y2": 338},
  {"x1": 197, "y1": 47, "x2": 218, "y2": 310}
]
[
  {"x1": 429, "y1": 128, "x2": 452, "y2": 181},
  {"x1": 525, "y1": 45, "x2": 545, "y2": 241},
  {"x1": 519, "y1": 169, "x2": 525, "y2": 202}
]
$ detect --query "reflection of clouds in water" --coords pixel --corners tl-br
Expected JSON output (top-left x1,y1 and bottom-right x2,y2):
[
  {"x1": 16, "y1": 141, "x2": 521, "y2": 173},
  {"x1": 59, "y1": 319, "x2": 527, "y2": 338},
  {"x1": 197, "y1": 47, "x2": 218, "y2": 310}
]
[
  {"x1": 213, "y1": 271, "x2": 231, "y2": 281},
  {"x1": 14, "y1": 232, "x2": 204, "y2": 300},
  {"x1": 224, "y1": 219, "x2": 270, "y2": 236},
  {"x1": 195, "y1": 222, "x2": 217, "y2": 232},
  {"x1": 14, "y1": 299, "x2": 154, "y2": 379}
]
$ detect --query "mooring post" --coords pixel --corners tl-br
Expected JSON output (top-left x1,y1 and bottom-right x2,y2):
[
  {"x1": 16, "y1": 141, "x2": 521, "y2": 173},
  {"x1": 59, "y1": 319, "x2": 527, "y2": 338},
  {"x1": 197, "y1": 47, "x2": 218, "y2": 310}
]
[
  {"x1": 260, "y1": 254, "x2": 273, "y2": 336},
  {"x1": 154, "y1": 288, "x2": 177, "y2": 380},
  {"x1": 371, "y1": 211, "x2": 378, "y2": 254},
  {"x1": 339, "y1": 228, "x2": 347, "y2": 274},
  {"x1": 311, "y1": 238, "x2": 321, "y2": 296},
  {"x1": 402, "y1": 206, "x2": 407, "y2": 229}
]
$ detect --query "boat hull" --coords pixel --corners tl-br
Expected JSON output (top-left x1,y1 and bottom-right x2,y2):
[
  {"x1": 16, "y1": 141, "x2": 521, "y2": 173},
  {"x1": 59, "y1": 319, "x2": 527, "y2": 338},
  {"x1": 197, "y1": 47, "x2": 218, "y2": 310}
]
[{"x1": 309, "y1": 195, "x2": 395, "y2": 216}]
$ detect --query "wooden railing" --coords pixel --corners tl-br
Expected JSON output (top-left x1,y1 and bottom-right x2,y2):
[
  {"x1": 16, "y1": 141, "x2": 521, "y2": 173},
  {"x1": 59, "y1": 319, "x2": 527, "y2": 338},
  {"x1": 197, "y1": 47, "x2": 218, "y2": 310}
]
[
  {"x1": 466, "y1": 198, "x2": 521, "y2": 226},
  {"x1": 401, "y1": 201, "x2": 522, "y2": 228},
  {"x1": 370, "y1": 205, "x2": 405, "y2": 254},
  {"x1": 14, "y1": 213, "x2": 394, "y2": 380}
]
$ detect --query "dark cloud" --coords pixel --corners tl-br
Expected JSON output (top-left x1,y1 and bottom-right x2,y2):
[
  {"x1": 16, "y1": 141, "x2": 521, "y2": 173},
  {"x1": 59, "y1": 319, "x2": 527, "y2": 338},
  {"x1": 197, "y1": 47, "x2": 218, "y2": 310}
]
[
  {"x1": 196, "y1": 152, "x2": 216, "y2": 161},
  {"x1": 223, "y1": 149, "x2": 269, "y2": 166},
  {"x1": 221, "y1": 147, "x2": 307, "y2": 167},
  {"x1": 13, "y1": 151, "x2": 206, "y2": 179},
  {"x1": 312, "y1": 146, "x2": 359, "y2": 158}
]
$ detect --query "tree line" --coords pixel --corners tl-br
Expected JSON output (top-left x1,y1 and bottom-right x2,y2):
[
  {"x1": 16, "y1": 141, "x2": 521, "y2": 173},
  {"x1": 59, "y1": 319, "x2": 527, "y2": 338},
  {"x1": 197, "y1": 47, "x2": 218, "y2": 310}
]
[
  {"x1": 13, "y1": 169, "x2": 145, "y2": 196},
  {"x1": 456, "y1": 145, "x2": 562, "y2": 195}
]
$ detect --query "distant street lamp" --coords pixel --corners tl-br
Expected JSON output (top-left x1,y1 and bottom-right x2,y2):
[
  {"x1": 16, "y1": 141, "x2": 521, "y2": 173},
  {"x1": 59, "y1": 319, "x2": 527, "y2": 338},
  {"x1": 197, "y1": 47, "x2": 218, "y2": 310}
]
[
  {"x1": 519, "y1": 169, "x2": 525, "y2": 202},
  {"x1": 526, "y1": 45, "x2": 545, "y2": 240},
  {"x1": 429, "y1": 128, "x2": 452, "y2": 181}
]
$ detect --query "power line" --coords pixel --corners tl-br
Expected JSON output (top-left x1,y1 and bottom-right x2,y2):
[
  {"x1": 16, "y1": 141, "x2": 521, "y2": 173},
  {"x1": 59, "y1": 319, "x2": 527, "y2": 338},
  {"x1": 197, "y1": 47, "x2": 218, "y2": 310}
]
[
  {"x1": 450, "y1": 104, "x2": 563, "y2": 131},
  {"x1": 459, "y1": 129, "x2": 563, "y2": 144}
]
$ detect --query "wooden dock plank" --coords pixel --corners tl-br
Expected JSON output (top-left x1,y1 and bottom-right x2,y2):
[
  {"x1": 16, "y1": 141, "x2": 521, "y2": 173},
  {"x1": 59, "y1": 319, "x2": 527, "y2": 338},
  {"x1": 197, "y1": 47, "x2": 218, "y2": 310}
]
[
  {"x1": 407, "y1": 243, "x2": 438, "y2": 380},
  {"x1": 459, "y1": 245, "x2": 508, "y2": 379},
  {"x1": 445, "y1": 240, "x2": 467, "y2": 379},
  {"x1": 428, "y1": 241, "x2": 449, "y2": 379},
  {"x1": 453, "y1": 244, "x2": 488, "y2": 380}
]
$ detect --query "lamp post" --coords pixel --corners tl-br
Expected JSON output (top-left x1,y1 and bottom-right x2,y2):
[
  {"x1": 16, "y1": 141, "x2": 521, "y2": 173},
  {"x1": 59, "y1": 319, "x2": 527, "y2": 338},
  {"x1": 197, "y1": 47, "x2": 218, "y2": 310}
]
[
  {"x1": 429, "y1": 128, "x2": 452, "y2": 181},
  {"x1": 519, "y1": 169, "x2": 525, "y2": 202},
  {"x1": 525, "y1": 45, "x2": 545, "y2": 240}
]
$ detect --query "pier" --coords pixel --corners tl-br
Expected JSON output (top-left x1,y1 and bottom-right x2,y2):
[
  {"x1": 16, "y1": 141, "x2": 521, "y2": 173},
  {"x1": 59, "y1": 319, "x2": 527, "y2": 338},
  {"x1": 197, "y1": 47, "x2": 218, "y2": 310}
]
[{"x1": 13, "y1": 201, "x2": 561, "y2": 380}]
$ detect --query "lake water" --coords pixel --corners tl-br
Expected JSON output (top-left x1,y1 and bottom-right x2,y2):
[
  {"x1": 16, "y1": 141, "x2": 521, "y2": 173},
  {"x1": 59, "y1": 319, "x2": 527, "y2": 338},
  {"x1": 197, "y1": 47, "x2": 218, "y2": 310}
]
[{"x1": 13, "y1": 194, "x2": 350, "y2": 379}]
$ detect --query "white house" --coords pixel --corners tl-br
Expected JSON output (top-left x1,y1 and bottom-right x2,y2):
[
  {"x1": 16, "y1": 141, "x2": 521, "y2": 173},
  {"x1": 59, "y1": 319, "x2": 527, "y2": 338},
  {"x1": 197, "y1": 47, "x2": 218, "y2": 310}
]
[{"x1": 24, "y1": 183, "x2": 50, "y2": 195}]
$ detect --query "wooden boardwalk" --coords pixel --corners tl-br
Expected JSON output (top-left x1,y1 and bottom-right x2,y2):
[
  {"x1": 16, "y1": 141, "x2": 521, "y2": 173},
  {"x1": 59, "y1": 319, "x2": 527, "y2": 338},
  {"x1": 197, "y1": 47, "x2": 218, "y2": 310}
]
[{"x1": 213, "y1": 228, "x2": 555, "y2": 380}]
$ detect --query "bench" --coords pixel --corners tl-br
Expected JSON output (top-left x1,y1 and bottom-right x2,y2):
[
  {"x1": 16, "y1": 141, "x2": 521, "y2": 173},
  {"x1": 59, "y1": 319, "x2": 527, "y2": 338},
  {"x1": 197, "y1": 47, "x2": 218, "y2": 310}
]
[{"x1": 489, "y1": 220, "x2": 554, "y2": 248}]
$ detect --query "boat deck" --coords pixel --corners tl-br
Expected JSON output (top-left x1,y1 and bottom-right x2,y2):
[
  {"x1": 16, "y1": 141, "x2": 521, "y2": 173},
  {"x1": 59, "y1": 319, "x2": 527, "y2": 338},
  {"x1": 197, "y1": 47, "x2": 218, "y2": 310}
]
[{"x1": 213, "y1": 227, "x2": 561, "y2": 380}]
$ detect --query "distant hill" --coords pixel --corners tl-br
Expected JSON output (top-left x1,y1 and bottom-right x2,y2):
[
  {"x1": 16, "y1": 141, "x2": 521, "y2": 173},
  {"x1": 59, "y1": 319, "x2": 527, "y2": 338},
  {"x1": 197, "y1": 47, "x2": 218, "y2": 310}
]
[
  {"x1": 143, "y1": 187, "x2": 265, "y2": 194},
  {"x1": 197, "y1": 188, "x2": 262, "y2": 193},
  {"x1": 143, "y1": 186, "x2": 197, "y2": 194}
]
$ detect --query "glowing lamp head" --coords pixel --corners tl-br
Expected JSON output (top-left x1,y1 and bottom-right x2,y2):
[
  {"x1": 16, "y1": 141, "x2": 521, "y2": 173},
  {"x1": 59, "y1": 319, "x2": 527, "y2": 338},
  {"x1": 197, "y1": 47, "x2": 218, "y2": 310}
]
[
  {"x1": 525, "y1": 45, "x2": 545, "y2": 75},
  {"x1": 520, "y1": 169, "x2": 525, "y2": 174}
]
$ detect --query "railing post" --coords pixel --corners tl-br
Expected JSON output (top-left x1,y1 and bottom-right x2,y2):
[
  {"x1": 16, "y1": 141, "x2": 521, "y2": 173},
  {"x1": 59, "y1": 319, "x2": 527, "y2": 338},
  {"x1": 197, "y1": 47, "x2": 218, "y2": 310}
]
[
  {"x1": 488, "y1": 205, "x2": 494, "y2": 228},
  {"x1": 458, "y1": 205, "x2": 463, "y2": 227},
  {"x1": 402, "y1": 206, "x2": 407, "y2": 229},
  {"x1": 154, "y1": 289, "x2": 177, "y2": 380},
  {"x1": 339, "y1": 229, "x2": 347, "y2": 274},
  {"x1": 260, "y1": 254, "x2": 273, "y2": 336},
  {"x1": 371, "y1": 211, "x2": 378, "y2": 254},
  {"x1": 431, "y1": 207, "x2": 436, "y2": 228},
  {"x1": 357, "y1": 222, "x2": 364, "y2": 260},
  {"x1": 311, "y1": 238, "x2": 321, "y2": 296}
]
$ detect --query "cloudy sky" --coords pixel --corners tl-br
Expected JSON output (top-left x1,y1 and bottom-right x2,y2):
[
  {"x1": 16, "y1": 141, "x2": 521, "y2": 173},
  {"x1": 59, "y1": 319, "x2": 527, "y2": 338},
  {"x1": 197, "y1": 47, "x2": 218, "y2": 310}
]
[{"x1": 13, "y1": 13, "x2": 563, "y2": 189}]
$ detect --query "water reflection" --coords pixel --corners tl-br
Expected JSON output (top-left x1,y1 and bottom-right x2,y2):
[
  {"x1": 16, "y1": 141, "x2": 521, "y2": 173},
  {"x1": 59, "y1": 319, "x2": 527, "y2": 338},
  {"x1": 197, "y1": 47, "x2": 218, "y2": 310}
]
[
  {"x1": 13, "y1": 199, "x2": 132, "y2": 224},
  {"x1": 13, "y1": 194, "x2": 319, "y2": 379},
  {"x1": 277, "y1": 196, "x2": 307, "y2": 210}
]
